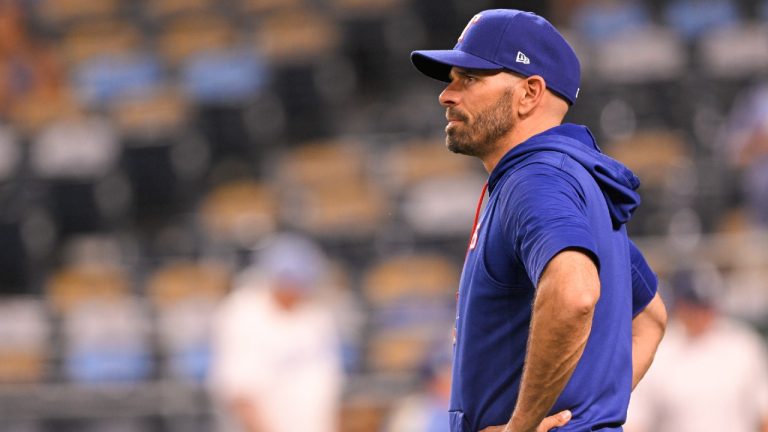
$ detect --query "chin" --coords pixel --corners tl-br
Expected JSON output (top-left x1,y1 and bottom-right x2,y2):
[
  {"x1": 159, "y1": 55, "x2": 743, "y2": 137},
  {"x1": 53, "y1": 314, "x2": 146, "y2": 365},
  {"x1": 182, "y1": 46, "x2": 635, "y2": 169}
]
[{"x1": 446, "y1": 138, "x2": 475, "y2": 156}]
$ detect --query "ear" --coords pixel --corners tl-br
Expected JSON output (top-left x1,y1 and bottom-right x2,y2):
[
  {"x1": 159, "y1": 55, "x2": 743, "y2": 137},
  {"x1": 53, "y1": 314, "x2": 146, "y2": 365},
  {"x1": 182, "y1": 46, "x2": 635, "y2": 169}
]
[{"x1": 517, "y1": 75, "x2": 546, "y2": 117}]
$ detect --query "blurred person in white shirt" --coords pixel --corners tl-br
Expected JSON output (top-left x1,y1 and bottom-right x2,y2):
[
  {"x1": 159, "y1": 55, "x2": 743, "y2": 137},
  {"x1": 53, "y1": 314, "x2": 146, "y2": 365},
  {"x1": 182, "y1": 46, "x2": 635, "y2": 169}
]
[
  {"x1": 626, "y1": 263, "x2": 768, "y2": 432},
  {"x1": 208, "y1": 232, "x2": 343, "y2": 432}
]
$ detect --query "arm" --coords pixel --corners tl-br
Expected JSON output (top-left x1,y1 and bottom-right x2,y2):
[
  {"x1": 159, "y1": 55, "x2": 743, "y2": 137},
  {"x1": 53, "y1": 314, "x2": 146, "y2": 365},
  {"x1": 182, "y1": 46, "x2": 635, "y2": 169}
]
[
  {"x1": 626, "y1": 240, "x2": 666, "y2": 390},
  {"x1": 630, "y1": 292, "x2": 666, "y2": 389},
  {"x1": 480, "y1": 165, "x2": 601, "y2": 432},
  {"x1": 506, "y1": 249, "x2": 600, "y2": 432},
  {"x1": 628, "y1": 240, "x2": 657, "y2": 317},
  {"x1": 209, "y1": 295, "x2": 270, "y2": 432}
]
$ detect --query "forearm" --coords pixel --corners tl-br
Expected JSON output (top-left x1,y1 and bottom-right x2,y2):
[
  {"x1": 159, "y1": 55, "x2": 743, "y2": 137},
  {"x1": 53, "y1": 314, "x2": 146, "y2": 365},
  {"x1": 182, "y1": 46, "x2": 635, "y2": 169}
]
[
  {"x1": 508, "y1": 251, "x2": 599, "y2": 432},
  {"x1": 510, "y1": 297, "x2": 594, "y2": 430},
  {"x1": 631, "y1": 333, "x2": 661, "y2": 390},
  {"x1": 630, "y1": 294, "x2": 667, "y2": 390}
]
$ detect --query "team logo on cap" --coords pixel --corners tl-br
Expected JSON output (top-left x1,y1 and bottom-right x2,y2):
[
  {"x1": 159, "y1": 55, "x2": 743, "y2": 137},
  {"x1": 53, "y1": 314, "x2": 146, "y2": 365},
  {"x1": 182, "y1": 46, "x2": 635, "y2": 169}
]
[
  {"x1": 458, "y1": 14, "x2": 481, "y2": 43},
  {"x1": 516, "y1": 51, "x2": 530, "y2": 65}
]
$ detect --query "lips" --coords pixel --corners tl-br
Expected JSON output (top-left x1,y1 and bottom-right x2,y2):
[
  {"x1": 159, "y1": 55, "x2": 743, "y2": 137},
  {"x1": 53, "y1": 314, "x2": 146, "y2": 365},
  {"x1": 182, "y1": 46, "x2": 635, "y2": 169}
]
[
  {"x1": 446, "y1": 109, "x2": 468, "y2": 123},
  {"x1": 445, "y1": 119, "x2": 463, "y2": 133}
]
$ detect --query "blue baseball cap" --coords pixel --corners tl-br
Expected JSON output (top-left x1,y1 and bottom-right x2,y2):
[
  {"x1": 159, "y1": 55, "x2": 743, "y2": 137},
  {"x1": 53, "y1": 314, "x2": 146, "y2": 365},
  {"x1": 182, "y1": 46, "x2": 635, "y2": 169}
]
[
  {"x1": 668, "y1": 265, "x2": 721, "y2": 308},
  {"x1": 411, "y1": 9, "x2": 581, "y2": 105},
  {"x1": 257, "y1": 232, "x2": 328, "y2": 291}
]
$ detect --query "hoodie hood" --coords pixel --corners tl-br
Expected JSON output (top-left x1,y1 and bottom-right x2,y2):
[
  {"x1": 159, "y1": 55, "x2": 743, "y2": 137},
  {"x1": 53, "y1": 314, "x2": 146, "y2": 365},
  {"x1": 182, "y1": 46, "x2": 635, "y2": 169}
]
[{"x1": 488, "y1": 123, "x2": 641, "y2": 227}]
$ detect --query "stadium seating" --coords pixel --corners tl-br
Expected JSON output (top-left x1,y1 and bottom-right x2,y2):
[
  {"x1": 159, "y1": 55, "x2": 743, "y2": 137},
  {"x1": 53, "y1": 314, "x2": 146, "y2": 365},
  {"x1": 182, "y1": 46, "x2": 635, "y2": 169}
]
[
  {"x1": 698, "y1": 23, "x2": 768, "y2": 79},
  {"x1": 143, "y1": 0, "x2": 218, "y2": 23},
  {"x1": 198, "y1": 179, "x2": 278, "y2": 249},
  {"x1": 0, "y1": 298, "x2": 50, "y2": 383},
  {"x1": 362, "y1": 253, "x2": 457, "y2": 373},
  {"x1": 33, "y1": 0, "x2": 121, "y2": 29},
  {"x1": 147, "y1": 260, "x2": 231, "y2": 381},
  {"x1": 157, "y1": 14, "x2": 236, "y2": 67},
  {"x1": 61, "y1": 20, "x2": 142, "y2": 66}
]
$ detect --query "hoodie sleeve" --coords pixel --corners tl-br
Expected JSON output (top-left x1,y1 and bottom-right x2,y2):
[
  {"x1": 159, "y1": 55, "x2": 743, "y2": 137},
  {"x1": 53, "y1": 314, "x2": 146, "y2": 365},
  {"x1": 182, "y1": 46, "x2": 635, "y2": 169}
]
[
  {"x1": 500, "y1": 162, "x2": 599, "y2": 286},
  {"x1": 629, "y1": 239, "x2": 658, "y2": 317}
]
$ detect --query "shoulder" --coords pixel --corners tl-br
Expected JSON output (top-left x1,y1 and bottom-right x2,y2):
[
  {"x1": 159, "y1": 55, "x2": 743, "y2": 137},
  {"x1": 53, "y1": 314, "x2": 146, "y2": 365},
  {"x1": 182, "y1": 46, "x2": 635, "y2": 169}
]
[
  {"x1": 303, "y1": 301, "x2": 339, "y2": 326},
  {"x1": 215, "y1": 285, "x2": 270, "y2": 320},
  {"x1": 499, "y1": 152, "x2": 584, "y2": 194},
  {"x1": 495, "y1": 156, "x2": 587, "y2": 214},
  {"x1": 507, "y1": 150, "x2": 569, "y2": 176}
]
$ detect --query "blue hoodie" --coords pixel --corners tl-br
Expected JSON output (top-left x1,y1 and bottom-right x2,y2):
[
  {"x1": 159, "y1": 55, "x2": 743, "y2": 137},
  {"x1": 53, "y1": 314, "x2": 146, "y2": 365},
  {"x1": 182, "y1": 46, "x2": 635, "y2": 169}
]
[{"x1": 449, "y1": 124, "x2": 657, "y2": 431}]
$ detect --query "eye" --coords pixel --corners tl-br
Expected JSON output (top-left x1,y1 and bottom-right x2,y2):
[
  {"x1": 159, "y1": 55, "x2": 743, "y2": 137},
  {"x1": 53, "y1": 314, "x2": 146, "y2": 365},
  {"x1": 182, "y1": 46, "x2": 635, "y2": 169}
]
[
  {"x1": 461, "y1": 72, "x2": 477, "y2": 84},
  {"x1": 448, "y1": 69, "x2": 479, "y2": 85}
]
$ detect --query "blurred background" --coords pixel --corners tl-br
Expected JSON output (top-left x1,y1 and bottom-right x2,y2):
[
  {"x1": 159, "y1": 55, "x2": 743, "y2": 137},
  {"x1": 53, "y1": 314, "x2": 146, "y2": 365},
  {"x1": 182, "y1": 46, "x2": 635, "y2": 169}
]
[{"x1": 0, "y1": 0, "x2": 766, "y2": 430}]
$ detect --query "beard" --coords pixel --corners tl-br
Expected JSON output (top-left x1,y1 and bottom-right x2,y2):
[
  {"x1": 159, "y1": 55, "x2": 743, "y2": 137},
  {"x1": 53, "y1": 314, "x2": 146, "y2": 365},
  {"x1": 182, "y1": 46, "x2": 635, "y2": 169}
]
[{"x1": 445, "y1": 89, "x2": 515, "y2": 158}]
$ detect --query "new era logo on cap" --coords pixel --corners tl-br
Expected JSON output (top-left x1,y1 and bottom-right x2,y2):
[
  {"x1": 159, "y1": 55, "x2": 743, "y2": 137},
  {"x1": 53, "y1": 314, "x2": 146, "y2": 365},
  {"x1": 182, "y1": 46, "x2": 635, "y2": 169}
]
[{"x1": 516, "y1": 51, "x2": 530, "y2": 65}]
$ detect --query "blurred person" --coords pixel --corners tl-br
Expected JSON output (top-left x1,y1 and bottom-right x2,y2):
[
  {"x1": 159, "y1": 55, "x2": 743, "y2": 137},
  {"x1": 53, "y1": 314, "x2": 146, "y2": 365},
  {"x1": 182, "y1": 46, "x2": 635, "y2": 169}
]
[
  {"x1": 208, "y1": 232, "x2": 343, "y2": 432},
  {"x1": 626, "y1": 264, "x2": 768, "y2": 432},
  {"x1": 0, "y1": 0, "x2": 63, "y2": 118},
  {"x1": 384, "y1": 346, "x2": 452, "y2": 432},
  {"x1": 723, "y1": 83, "x2": 768, "y2": 228},
  {"x1": 410, "y1": 9, "x2": 667, "y2": 432}
]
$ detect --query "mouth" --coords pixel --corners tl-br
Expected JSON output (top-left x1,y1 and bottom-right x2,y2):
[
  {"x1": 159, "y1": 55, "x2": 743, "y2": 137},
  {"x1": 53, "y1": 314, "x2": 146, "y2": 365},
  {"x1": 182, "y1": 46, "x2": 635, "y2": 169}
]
[
  {"x1": 445, "y1": 109, "x2": 467, "y2": 128},
  {"x1": 445, "y1": 120, "x2": 461, "y2": 132}
]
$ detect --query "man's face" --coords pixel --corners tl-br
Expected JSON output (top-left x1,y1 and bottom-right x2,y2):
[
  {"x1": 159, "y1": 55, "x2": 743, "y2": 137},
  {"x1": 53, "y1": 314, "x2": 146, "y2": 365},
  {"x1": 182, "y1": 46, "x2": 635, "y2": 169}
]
[
  {"x1": 440, "y1": 68, "x2": 521, "y2": 158},
  {"x1": 270, "y1": 279, "x2": 309, "y2": 311}
]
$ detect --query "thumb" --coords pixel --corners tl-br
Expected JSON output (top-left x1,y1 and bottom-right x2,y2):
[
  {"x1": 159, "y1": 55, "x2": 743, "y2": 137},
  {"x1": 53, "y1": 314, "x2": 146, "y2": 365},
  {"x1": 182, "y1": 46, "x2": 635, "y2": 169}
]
[{"x1": 538, "y1": 410, "x2": 572, "y2": 432}]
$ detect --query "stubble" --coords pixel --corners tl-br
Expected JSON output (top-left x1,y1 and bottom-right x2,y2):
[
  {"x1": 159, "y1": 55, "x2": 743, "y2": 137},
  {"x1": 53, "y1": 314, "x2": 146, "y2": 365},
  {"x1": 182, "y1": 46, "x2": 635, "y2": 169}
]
[{"x1": 445, "y1": 88, "x2": 515, "y2": 158}]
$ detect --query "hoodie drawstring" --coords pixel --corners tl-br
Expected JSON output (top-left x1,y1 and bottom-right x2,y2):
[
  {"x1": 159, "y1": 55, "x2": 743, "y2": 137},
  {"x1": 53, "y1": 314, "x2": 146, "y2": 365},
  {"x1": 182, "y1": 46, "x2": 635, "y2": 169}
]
[{"x1": 467, "y1": 182, "x2": 488, "y2": 254}]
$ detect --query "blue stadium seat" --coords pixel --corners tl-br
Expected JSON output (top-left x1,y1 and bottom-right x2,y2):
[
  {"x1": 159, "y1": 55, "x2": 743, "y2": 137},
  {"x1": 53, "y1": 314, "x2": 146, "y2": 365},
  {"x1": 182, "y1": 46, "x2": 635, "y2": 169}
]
[
  {"x1": 72, "y1": 53, "x2": 164, "y2": 108},
  {"x1": 62, "y1": 299, "x2": 153, "y2": 384},
  {"x1": 571, "y1": 0, "x2": 651, "y2": 42},
  {"x1": 180, "y1": 48, "x2": 267, "y2": 104},
  {"x1": 663, "y1": 0, "x2": 740, "y2": 41}
]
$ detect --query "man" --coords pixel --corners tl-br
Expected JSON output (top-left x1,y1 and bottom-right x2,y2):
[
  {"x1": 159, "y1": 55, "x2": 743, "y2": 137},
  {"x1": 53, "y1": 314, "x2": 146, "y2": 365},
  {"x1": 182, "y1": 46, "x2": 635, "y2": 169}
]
[
  {"x1": 626, "y1": 264, "x2": 768, "y2": 432},
  {"x1": 208, "y1": 232, "x2": 343, "y2": 432},
  {"x1": 410, "y1": 9, "x2": 667, "y2": 432}
]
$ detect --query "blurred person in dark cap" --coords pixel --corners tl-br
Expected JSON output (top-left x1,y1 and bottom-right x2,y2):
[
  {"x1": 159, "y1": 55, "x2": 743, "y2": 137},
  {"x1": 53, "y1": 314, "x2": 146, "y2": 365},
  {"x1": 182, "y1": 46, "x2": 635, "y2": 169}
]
[
  {"x1": 626, "y1": 263, "x2": 768, "y2": 432},
  {"x1": 208, "y1": 232, "x2": 343, "y2": 432}
]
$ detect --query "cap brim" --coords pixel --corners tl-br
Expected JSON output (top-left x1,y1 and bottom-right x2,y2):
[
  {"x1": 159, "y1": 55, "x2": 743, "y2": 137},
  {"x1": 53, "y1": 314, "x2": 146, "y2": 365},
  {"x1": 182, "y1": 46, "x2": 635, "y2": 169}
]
[{"x1": 411, "y1": 50, "x2": 503, "y2": 82}]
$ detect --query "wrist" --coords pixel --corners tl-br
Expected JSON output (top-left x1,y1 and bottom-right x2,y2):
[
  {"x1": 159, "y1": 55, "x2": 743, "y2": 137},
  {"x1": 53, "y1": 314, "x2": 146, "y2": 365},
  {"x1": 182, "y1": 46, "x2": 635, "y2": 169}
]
[{"x1": 507, "y1": 416, "x2": 535, "y2": 432}]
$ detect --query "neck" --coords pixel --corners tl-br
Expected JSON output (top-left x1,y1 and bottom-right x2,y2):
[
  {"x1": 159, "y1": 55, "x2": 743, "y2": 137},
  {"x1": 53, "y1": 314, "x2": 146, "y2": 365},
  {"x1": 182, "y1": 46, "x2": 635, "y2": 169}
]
[{"x1": 481, "y1": 117, "x2": 563, "y2": 173}]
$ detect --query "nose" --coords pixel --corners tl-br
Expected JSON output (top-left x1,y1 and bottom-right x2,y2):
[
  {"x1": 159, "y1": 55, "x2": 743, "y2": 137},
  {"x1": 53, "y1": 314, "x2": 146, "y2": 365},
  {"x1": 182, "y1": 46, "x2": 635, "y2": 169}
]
[{"x1": 439, "y1": 81, "x2": 460, "y2": 107}]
